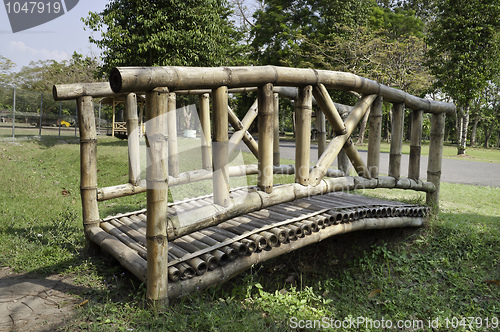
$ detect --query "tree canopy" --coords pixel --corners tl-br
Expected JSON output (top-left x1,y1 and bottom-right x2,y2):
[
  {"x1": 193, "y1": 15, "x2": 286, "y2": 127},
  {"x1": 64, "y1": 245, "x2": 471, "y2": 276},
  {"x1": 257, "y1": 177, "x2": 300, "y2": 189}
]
[
  {"x1": 426, "y1": 0, "x2": 500, "y2": 153},
  {"x1": 83, "y1": 0, "x2": 245, "y2": 75},
  {"x1": 9, "y1": 52, "x2": 101, "y2": 93}
]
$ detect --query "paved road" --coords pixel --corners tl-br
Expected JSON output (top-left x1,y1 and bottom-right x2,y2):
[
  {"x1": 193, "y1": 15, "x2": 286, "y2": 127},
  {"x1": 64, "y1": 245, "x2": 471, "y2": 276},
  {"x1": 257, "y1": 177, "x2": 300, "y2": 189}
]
[{"x1": 239, "y1": 140, "x2": 500, "y2": 188}]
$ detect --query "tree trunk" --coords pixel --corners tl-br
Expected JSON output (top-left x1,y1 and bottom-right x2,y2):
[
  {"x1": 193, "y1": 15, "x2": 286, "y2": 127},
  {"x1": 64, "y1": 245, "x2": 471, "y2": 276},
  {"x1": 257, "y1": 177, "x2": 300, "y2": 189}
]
[
  {"x1": 470, "y1": 114, "x2": 480, "y2": 147},
  {"x1": 356, "y1": 108, "x2": 370, "y2": 145},
  {"x1": 484, "y1": 124, "x2": 492, "y2": 148},
  {"x1": 457, "y1": 105, "x2": 469, "y2": 155}
]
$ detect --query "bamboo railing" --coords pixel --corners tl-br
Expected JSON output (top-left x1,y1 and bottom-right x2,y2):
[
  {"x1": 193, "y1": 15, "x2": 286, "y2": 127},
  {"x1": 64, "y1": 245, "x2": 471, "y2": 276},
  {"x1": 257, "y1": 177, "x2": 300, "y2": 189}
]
[{"x1": 53, "y1": 65, "x2": 455, "y2": 306}]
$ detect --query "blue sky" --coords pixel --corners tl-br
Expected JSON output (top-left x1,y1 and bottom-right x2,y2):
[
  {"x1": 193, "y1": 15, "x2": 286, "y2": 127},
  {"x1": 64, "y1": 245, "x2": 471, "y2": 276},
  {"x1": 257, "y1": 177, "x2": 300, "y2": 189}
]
[{"x1": 0, "y1": 1, "x2": 109, "y2": 71}]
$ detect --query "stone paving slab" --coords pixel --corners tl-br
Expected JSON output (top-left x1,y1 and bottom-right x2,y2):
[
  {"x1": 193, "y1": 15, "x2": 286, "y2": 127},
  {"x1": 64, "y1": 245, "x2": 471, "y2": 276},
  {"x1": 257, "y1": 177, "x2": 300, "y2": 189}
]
[{"x1": 0, "y1": 267, "x2": 80, "y2": 332}]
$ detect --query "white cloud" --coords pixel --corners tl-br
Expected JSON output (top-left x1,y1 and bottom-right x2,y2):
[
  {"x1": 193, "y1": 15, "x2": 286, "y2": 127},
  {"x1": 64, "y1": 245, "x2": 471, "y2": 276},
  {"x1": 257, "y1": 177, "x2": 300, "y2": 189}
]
[{"x1": 8, "y1": 41, "x2": 71, "y2": 63}]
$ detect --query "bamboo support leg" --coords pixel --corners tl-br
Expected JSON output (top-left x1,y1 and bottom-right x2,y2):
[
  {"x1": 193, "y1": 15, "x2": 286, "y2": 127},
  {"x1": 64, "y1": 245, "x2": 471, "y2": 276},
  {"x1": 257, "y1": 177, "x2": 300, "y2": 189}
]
[
  {"x1": 212, "y1": 86, "x2": 230, "y2": 207},
  {"x1": 167, "y1": 93, "x2": 179, "y2": 177},
  {"x1": 258, "y1": 83, "x2": 274, "y2": 193},
  {"x1": 295, "y1": 86, "x2": 313, "y2": 185},
  {"x1": 409, "y1": 110, "x2": 423, "y2": 180},
  {"x1": 389, "y1": 103, "x2": 404, "y2": 179},
  {"x1": 125, "y1": 93, "x2": 141, "y2": 185},
  {"x1": 145, "y1": 88, "x2": 169, "y2": 307},
  {"x1": 139, "y1": 104, "x2": 144, "y2": 137},
  {"x1": 199, "y1": 93, "x2": 212, "y2": 170},
  {"x1": 426, "y1": 113, "x2": 446, "y2": 209},
  {"x1": 111, "y1": 99, "x2": 116, "y2": 137},
  {"x1": 78, "y1": 95, "x2": 100, "y2": 254},
  {"x1": 367, "y1": 96, "x2": 383, "y2": 178},
  {"x1": 316, "y1": 110, "x2": 326, "y2": 159},
  {"x1": 273, "y1": 93, "x2": 280, "y2": 166}
]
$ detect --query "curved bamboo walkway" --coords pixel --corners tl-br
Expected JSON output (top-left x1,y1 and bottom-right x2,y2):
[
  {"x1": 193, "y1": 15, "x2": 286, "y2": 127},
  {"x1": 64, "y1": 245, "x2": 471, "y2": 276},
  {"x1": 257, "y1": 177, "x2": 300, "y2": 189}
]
[{"x1": 99, "y1": 189, "x2": 428, "y2": 299}]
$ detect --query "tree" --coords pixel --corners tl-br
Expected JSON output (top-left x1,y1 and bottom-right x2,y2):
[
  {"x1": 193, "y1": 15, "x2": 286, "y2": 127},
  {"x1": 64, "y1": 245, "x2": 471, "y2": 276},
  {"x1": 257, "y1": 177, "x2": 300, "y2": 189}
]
[
  {"x1": 11, "y1": 52, "x2": 102, "y2": 93},
  {"x1": 83, "y1": 0, "x2": 245, "y2": 75},
  {"x1": 250, "y1": 0, "x2": 372, "y2": 66},
  {"x1": 426, "y1": 0, "x2": 500, "y2": 154},
  {"x1": 0, "y1": 56, "x2": 16, "y2": 85}
]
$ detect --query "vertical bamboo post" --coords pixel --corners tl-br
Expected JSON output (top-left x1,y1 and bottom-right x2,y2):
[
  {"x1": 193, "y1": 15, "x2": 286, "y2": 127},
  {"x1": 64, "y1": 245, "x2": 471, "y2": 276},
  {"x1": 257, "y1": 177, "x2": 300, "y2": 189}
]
[
  {"x1": 199, "y1": 93, "x2": 212, "y2": 170},
  {"x1": 111, "y1": 98, "x2": 116, "y2": 137},
  {"x1": 426, "y1": 112, "x2": 446, "y2": 209},
  {"x1": 367, "y1": 96, "x2": 383, "y2": 178},
  {"x1": 212, "y1": 86, "x2": 230, "y2": 207},
  {"x1": 258, "y1": 83, "x2": 274, "y2": 193},
  {"x1": 273, "y1": 92, "x2": 280, "y2": 166},
  {"x1": 78, "y1": 96, "x2": 100, "y2": 254},
  {"x1": 145, "y1": 88, "x2": 169, "y2": 307},
  {"x1": 125, "y1": 93, "x2": 141, "y2": 185},
  {"x1": 388, "y1": 103, "x2": 404, "y2": 179},
  {"x1": 295, "y1": 86, "x2": 313, "y2": 185},
  {"x1": 316, "y1": 110, "x2": 326, "y2": 159},
  {"x1": 139, "y1": 102, "x2": 144, "y2": 137},
  {"x1": 409, "y1": 110, "x2": 423, "y2": 180},
  {"x1": 167, "y1": 93, "x2": 179, "y2": 177}
]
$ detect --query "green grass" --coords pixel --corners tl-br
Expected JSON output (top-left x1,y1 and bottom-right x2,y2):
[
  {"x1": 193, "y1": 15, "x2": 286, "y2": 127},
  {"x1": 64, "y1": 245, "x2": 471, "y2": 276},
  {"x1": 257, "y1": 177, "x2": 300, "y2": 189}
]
[{"x1": 0, "y1": 136, "x2": 498, "y2": 331}]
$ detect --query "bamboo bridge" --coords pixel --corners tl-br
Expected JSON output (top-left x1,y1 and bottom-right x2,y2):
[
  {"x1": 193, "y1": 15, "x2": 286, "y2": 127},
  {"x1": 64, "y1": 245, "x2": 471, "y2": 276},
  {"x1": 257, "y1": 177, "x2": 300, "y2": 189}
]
[{"x1": 53, "y1": 66, "x2": 455, "y2": 306}]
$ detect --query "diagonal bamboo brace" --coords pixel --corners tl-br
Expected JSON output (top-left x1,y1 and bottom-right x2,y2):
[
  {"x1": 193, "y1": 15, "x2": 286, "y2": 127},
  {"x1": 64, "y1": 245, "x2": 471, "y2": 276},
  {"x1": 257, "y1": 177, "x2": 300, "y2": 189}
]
[
  {"x1": 309, "y1": 94, "x2": 377, "y2": 186},
  {"x1": 228, "y1": 99, "x2": 259, "y2": 157},
  {"x1": 343, "y1": 138, "x2": 371, "y2": 179},
  {"x1": 312, "y1": 84, "x2": 346, "y2": 135}
]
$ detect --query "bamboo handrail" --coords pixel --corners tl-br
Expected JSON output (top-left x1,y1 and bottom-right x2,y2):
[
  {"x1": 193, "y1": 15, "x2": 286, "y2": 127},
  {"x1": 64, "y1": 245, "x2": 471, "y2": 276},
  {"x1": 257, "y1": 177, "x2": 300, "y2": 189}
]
[
  {"x1": 109, "y1": 66, "x2": 456, "y2": 114},
  {"x1": 96, "y1": 165, "x2": 345, "y2": 201}
]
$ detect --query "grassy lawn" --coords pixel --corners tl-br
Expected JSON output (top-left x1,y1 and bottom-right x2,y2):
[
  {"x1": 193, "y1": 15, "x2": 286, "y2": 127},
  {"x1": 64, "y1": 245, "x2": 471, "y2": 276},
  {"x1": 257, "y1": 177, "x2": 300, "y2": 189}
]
[{"x1": 0, "y1": 136, "x2": 498, "y2": 331}]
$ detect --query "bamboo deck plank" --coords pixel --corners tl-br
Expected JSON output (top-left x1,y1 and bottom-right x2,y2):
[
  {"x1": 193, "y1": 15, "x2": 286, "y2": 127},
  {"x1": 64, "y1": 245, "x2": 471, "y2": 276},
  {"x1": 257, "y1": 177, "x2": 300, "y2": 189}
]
[{"x1": 95, "y1": 191, "x2": 429, "y2": 298}]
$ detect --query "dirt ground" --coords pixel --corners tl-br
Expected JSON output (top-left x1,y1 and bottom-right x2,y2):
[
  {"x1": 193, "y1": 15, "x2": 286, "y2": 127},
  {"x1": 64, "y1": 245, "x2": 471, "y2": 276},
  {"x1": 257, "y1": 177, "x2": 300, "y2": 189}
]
[{"x1": 0, "y1": 267, "x2": 81, "y2": 332}]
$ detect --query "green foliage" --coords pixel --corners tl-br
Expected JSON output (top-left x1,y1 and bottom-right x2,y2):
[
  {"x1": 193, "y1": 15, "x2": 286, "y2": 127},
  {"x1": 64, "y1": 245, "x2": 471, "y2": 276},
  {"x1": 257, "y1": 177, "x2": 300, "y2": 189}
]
[
  {"x1": 0, "y1": 138, "x2": 499, "y2": 330},
  {"x1": 10, "y1": 52, "x2": 102, "y2": 93},
  {"x1": 0, "y1": 55, "x2": 16, "y2": 85},
  {"x1": 426, "y1": 0, "x2": 500, "y2": 107},
  {"x1": 83, "y1": 0, "x2": 246, "y2": 75},
  {"x1": 250, "y1": 0, "x2": 372, "y2": 66}
]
